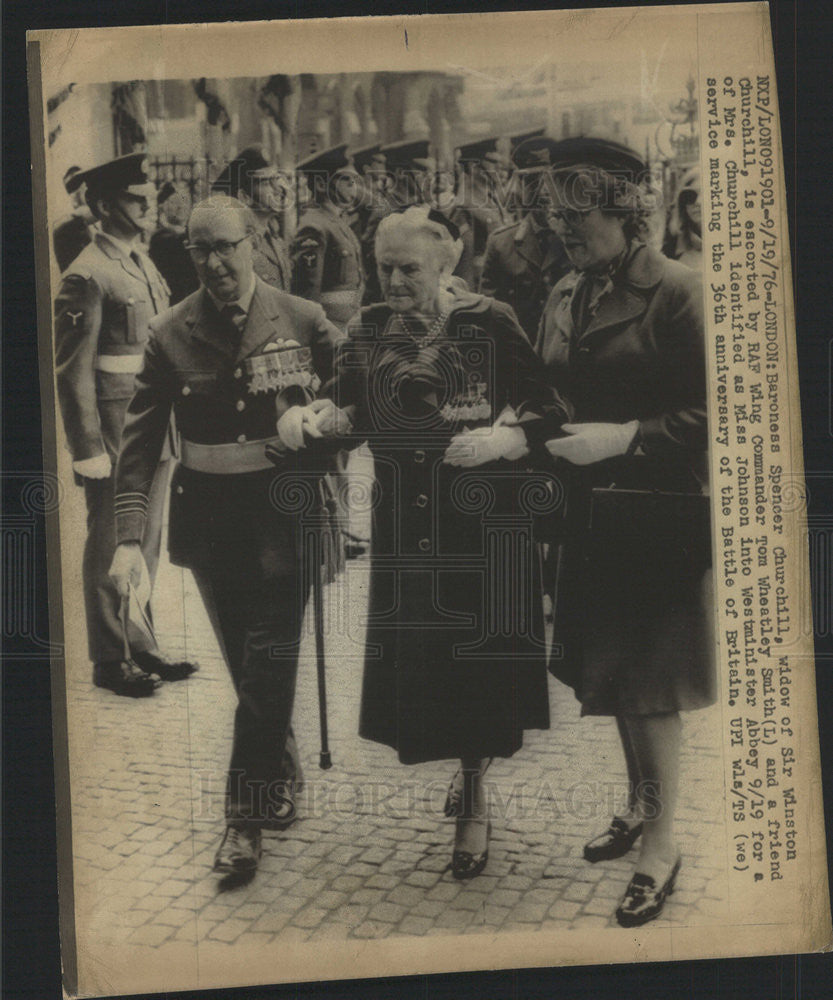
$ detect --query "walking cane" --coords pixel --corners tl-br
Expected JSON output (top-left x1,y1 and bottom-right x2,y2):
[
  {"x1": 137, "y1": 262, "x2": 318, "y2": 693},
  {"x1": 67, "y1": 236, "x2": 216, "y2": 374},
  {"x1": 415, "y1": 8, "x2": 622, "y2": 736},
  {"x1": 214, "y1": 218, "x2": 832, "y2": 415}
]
[{"x1": 312, "y1": 500, "x2": 333, "y2": 770}]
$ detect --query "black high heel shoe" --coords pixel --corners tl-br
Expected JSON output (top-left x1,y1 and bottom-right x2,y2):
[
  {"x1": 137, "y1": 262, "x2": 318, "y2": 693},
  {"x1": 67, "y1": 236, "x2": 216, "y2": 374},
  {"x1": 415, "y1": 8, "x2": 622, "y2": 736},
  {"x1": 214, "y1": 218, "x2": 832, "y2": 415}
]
[
  {"x1": 583, "y1": 816, "x2": 643, "y2": 863},
  {"x1": 444, "y1": 758, "x2": 493, "y2": 817},
  {"x1": 615, "y1": 855, "x2": 681, "y2": 927},
  {"x1": 451, "y1": 819, "x2": 491, "y2": 880}
]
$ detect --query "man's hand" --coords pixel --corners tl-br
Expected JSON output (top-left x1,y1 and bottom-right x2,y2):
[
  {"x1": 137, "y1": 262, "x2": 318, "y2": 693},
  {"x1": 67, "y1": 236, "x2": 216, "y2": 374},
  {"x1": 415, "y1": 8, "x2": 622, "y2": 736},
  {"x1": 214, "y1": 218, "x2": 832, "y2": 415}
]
[
  {"x1": 545, "y1": 421, "x2": 639, "y2": 466},
  {"x1": 73, "y1": 454, "x2": 111, "y2": 479},
  {"x1": 443, "y1": 424, "x2": 529, "y2": 468},
  {"x1": 308, "y1": 398, "x2": 353, "y2": 438},
  {"x1": 108, "y1": 542, "x2": 146, "y2": 600},
  {"x1": 276, "y1": 405, "x2": 323, "y2": 451}
]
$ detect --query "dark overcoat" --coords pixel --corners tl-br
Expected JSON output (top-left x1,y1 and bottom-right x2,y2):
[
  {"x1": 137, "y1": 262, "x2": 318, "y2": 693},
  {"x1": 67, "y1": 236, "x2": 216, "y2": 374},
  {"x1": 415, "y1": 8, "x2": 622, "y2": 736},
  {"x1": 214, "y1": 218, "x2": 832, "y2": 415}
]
[
  {"x1": 536, "y1": 242, "x2": 715, "y2": 716},
  {"x1": 330, "y1": 294, "x2": 568, "y2": 764}
]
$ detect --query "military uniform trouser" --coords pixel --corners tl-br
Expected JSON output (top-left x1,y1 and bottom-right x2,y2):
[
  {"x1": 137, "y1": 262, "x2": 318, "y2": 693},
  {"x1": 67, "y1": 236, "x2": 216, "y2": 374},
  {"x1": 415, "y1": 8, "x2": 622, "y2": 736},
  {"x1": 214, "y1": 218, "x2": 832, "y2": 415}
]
[
  {"x1": 82, "y1": 460, "x2": 169, "y2": 662},
  {"x1": 190, "y1": 545, "x2": 307, "y2": 830}
]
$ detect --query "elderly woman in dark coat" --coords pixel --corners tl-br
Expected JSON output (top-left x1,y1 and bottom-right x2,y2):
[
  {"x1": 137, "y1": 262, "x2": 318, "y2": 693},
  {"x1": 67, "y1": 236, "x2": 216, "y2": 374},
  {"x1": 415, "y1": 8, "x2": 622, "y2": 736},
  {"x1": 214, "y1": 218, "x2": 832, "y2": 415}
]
[
  {"x1": 278, "y1": 205, "x2": 567, "y2": 878},
  {"x1": 536, "y1": 138, "x2": 715, "y2": 926}
]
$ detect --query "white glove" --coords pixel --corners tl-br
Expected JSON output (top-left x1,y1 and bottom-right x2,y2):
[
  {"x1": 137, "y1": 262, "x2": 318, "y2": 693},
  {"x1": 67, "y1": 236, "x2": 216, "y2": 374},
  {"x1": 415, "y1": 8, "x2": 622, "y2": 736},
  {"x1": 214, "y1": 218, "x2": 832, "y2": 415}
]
[
  {"x1": 108, "y1": 542, "x2": 148, "y2": 600},
  {"x1": 73, "y1": 454, "x2": 112, "y2": 479},
  {"x1": 307, "y1": 398, "x2": 353, "y2": 438},
  {"x1": 443, "y1": 424, "x2": 529, "y2": 468},
  {"x1": 276, "y1": 404, "x2": 323, "y2": 451},
  {"x1": 545, "y1": 421, "x2": 639, "y2": 466}
]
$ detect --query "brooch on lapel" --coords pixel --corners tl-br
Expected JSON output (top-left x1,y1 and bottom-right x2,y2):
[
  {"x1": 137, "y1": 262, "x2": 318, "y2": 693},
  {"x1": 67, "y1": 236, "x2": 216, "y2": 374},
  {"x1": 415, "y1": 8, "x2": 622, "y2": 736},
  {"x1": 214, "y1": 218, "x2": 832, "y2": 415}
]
[{"x1": 244, "y1": 340, "x2": 321, "y2": 395}]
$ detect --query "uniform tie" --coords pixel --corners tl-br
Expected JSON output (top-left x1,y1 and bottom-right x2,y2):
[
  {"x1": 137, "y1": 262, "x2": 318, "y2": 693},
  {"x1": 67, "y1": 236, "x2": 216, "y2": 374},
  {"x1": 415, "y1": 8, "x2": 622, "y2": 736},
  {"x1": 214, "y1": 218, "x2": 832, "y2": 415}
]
[
  {"x1": 130, "y1": 250, "x2": 163, "y2": 311},
  {"x1": 221, "y1": 303, "x2": 248, "y2": 332}
]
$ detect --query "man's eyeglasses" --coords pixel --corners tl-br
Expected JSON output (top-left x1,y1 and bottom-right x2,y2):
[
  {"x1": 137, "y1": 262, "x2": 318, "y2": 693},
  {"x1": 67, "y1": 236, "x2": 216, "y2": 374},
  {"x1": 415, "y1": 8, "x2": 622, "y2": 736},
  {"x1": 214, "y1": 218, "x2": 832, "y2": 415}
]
[{"x1": 185, "y1": 235, "x2": 250, "y2": 263}]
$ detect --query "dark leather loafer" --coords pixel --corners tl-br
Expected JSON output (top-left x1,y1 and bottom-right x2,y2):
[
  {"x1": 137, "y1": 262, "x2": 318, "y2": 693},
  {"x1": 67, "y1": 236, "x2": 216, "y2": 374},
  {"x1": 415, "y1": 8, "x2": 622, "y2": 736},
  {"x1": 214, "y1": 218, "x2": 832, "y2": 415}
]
[
  {"x1": 213, "y1": 825, "x2": 262, "y2": 875},
  {"x1": 615, "y1": 856, "x2": 681, "y2": 927},
  {"x1": 133, "y1": 650, "x2": 199, "y2": 681},
  {"x1": 584, "y1": 817, "x2": 643, "y2": 863},
  {"x1": 93, "y1": 659, "x2": 161, "y2": 698}
]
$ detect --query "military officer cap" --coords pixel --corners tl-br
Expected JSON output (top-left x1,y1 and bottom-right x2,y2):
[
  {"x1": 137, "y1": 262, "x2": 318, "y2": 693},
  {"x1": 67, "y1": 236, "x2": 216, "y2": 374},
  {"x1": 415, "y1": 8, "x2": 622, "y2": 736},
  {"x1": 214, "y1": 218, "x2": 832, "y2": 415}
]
[
  {"x1": 511, "y1": 134, "x2": 561, "y2": 173},
  {"x1": 350, "y1": 143, "x2": 384, "y2": 174},
  {"x1": 66, "y1": 152, "x2": 156, "y2": 199},
  {"x1": 509, "y1": 128, "x2": 545, "y2": 154},
  {"x1": 381, "y1": 138, "x2": 435, "y2": 173},
  {"x1": 62, "y1": 165, "x2": 83, "y2": 194},
  {"x1": 456, "y1": 136, "x2": 506, "y2": 167},
  {"x1": 296, "y1": 143, "x2": 353, "y2": 179},
  {"x1": 211, "y1": 146, "x2": 277, "y2": 197},
  {"x1": 547, "y1": 136, "x2": 646, "y2": 178}
]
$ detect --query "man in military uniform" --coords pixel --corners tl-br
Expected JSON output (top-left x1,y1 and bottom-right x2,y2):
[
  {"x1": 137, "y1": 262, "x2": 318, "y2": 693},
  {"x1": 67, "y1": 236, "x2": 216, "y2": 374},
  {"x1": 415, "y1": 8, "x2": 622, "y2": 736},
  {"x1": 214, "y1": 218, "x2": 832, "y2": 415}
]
[
  {"x1": 479, "y1": 134, "x2": 571, "y2": 342},
  {"x1": 110, "y1": 195, "x2": 344, "y2": 875},
  {"x1": 148, "y1": 181, "x2": 199, "y2": 305},
  {"x1": 292, "y1": 144, "x2": 365, "y2": 327},
  {"x1": 54, "y1": 152, "x2": 198, "y2": 697},
  {"x1": 448, "y1": 136, "x2": 512, "y2": 290},
  {"x1": 52, "y1": 165, "x2": 93, "y2": 272},
  {"x1": 212, "y1": 146, "x2": 293, "y2": 291}
]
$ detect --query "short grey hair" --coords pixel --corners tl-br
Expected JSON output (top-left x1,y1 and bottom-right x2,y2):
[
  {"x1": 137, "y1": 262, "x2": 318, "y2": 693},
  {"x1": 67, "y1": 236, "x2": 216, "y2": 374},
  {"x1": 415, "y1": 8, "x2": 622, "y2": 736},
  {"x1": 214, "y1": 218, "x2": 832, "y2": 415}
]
[
  {"x1": 188, "y1": 194, "x2": 257, "y2": 238},
  {"x1": 376, "y1": 206, "x2": 462, "y2": 272}
]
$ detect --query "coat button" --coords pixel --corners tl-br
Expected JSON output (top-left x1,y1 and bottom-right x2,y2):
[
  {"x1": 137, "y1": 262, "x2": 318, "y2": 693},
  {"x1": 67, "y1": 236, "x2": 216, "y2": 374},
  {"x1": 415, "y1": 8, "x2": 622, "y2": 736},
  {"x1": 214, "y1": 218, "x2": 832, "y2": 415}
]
[
  {"x1": 176, "y1": 485, "x2": 184, "y2": 494},
  {"x1": 415, "y1": 494, "x2": 428, "y2": 508},
  {"x1": 234, "y1": 368, "x2": 242, "y2": 379},
  {"x1": 237, "y1": 434, "x2": 247, "y2": 443},
  {"x1": 418, "y1": 538, "x2": 430, "y2": 552},
  {"x1": 414, "y1": 450, "x2": 426, "y2": 463},
  {"x1": 181, "y1": 385, "x2": 191, "y2": 395},
  {"x1": 236, "y1": 399, "x2": 246, "y2": 411}
]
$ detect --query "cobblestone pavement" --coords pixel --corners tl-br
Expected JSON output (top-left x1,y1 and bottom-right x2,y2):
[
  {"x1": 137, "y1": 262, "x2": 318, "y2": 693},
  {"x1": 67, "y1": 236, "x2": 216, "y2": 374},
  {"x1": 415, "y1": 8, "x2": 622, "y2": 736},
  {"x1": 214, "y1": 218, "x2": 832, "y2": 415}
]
[{"x1": 61, "y1": 482, "x2": 728, "y2": 961}]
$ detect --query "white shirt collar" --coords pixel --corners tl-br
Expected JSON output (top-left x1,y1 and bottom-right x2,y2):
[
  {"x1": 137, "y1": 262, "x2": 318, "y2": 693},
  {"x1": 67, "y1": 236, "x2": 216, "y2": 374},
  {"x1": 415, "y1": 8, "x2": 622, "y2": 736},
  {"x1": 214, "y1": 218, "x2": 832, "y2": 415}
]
[{"x1": 205, "y1": 275, "x2": 257, "y2": 315}]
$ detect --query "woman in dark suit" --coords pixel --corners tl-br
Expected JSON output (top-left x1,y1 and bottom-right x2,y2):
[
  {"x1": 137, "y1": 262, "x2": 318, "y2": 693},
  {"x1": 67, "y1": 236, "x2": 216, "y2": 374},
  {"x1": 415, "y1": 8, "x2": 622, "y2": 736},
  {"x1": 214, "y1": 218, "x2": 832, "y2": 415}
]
[
  {"x1": 536, "y1": 139, "x2": 715, "y2": 926},
  {"x1": 279, "y1": 205, "x2": 567, "y2": 878}
]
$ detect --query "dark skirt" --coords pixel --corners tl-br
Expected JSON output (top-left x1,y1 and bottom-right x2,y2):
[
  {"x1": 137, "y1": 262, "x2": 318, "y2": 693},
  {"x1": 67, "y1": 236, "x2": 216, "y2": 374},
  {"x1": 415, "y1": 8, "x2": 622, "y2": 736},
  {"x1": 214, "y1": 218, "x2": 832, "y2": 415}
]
[{"x1": 548, "y1": 458, "x2": 717, "y2": 717}]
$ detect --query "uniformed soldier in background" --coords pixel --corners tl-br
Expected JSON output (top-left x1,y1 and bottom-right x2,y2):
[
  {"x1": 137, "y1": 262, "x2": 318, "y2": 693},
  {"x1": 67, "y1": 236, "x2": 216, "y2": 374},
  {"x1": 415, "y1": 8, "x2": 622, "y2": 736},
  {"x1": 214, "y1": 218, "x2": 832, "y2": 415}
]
[
  {"x1": 479, "y1": 134, "x2": 571, "y2": 342},
  {"x1": 110, "y1": 195, "x2": 344, "y2": 875},
  {"x1": 53, "y1": 153, "x2": 198, "y2": 697},
  {"x1": 346, "y1": 143, "x2": 385, "y2": 247},
  {"x1": 52, "y1": 165, "x2": 93, "y2": 272},
  {"x1": 292, "y1": 144, "x2": 365, "y2": 327},
  {"x1": 448, "y1": 136, "x2": 512, "y2": 290},
  {"x1": 148, "y1": 181, "x2": 200, "y2": 305},
  {"x1": 360, "y1": 138, "x2": 435, "y2": 304},
  {"x1": 211, "y1": 146, "x2": 293, "y2": 291}
]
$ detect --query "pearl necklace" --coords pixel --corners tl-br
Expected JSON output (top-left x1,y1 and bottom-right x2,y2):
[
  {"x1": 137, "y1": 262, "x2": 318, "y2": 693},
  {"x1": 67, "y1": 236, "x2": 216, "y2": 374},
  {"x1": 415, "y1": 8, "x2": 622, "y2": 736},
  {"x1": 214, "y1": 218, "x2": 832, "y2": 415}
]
[{"x1": 396, "y1": 309, "x2": 451, "y2": 349}]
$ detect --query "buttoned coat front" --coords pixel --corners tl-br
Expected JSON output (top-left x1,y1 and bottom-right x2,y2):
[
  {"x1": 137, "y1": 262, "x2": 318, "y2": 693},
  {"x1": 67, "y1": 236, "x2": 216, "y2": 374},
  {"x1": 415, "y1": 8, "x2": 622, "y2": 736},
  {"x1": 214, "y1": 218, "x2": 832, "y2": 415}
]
[
  {"x1": 329, "y1": 294, "x2": 568, "y2": 764},
  {"x1": 535, "y1": 242, "x2": 714, "y2": 715}
]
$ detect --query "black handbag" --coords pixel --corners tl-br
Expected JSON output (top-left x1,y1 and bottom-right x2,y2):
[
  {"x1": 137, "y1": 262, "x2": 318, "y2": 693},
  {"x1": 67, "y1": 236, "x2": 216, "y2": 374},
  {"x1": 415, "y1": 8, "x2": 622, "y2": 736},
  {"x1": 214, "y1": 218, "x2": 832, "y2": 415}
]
[{"x1": 588, "y1": 486, "x2": 712, "y2": 572}]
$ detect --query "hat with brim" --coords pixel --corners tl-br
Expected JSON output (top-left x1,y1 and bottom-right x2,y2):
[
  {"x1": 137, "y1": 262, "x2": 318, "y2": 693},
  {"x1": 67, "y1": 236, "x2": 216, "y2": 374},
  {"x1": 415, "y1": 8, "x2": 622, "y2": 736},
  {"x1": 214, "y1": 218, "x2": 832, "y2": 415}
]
[
  {"x1": 381, "y1": 138, "x2": 435, "y2": 173},
  {"x1": 68, "y1": 152, "x2": 155, "y2": 198},
  {"x1": 297, "y1": 143, "x2": 353, "y2": 179}
]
